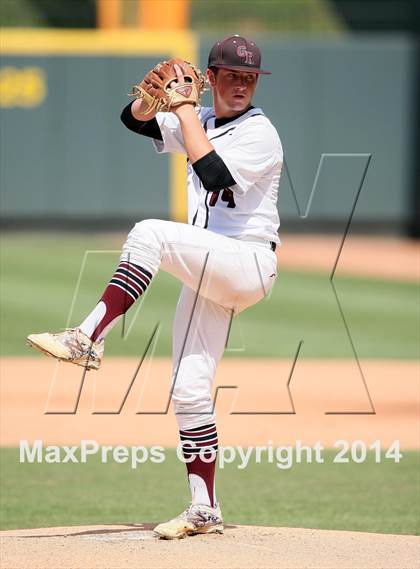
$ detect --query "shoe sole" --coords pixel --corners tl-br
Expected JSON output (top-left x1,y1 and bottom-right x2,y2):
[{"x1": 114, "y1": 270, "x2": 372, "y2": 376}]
[
  {"x1": 154, "y1": 524, "x2": 224, "y2": 540},
  {"x1": 26, "y1": 338, "x2": 99, "y2": 371}
]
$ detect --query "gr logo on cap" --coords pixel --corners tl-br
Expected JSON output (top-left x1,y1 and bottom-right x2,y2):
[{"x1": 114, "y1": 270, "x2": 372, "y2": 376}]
[{"x1": 207, "y1": 35, "x2": 271, "y2": 75}]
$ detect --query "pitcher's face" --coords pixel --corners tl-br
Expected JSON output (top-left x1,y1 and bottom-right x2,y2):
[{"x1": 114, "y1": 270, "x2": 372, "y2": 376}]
[{"x1": 208, "y1": 68, "x2": 258, "y2": 117}]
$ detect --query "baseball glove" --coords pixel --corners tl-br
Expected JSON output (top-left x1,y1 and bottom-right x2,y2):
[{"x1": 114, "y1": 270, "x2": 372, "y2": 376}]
[{"x1": 130, "y1": 58, "x2": 206, "y2": 116}]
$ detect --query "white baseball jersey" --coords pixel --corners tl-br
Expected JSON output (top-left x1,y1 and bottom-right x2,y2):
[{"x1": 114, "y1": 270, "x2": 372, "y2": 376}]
[{"x1": 153, "y1": 107, "x2": 283, "y2": 244}]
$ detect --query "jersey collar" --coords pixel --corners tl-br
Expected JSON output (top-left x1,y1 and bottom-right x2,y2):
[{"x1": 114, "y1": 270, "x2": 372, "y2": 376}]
[{"x1": 214, "y1": 106, "x2": 255, "y2": 128}]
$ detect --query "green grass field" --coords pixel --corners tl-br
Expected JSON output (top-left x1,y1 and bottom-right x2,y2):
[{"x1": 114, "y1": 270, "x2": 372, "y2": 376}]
[
  {"x1": 1, "y1": 233, "x2": 418, "y2": 359},
  {"x1": 1, "y1": 448, "x2": 418, "y2": 534}
]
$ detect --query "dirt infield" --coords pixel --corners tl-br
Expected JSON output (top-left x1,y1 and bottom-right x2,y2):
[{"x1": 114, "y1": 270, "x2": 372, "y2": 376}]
[
  {"x1": 1, "y1": 523, "x2": 419, "y2": 569},
  {"x1": 276, "y1": 234, "x2": 419, "y2": 281},
  {"x1": 1, "y1": 357, "x2": 418, "y2": 448}
]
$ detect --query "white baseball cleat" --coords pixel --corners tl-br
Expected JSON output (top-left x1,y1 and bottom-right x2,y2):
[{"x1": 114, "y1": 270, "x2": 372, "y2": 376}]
[
  {"x1": 153, "y1": 503, "x2": 223, "y2": 540},
  {"x1": 26, "y1": 328, "x2": 104, "y2": 371}
]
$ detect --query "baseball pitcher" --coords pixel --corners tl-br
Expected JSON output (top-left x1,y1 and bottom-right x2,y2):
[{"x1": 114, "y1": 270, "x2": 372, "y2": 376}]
[{"x1": 27, "y1": 35, "x2": 283, "y2": 539}]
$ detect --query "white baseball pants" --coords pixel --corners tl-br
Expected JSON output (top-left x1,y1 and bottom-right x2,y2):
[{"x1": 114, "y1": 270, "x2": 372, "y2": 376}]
[{"x1": 121, "y1": 219, "x2": 277, "y2": 430}]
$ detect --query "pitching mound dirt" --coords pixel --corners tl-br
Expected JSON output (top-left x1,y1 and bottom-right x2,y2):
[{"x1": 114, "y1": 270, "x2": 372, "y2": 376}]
[{"x1": 1, "y1": 524, "x2": 419, "y2": 569}]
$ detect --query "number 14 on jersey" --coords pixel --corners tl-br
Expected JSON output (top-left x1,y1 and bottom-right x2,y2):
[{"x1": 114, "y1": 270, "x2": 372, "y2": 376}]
[{"x1": 209, "y1": 188, "x2": 236, "y2": 208}]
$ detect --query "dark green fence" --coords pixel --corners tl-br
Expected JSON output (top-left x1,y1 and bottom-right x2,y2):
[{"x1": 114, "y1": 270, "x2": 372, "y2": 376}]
[{"x1": 0, "y1": 34, "x2": 416, "y2": 233}]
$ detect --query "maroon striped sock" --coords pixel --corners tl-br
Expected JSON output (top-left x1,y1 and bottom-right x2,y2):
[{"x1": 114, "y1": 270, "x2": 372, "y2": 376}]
[
  {"x1": 89, "y1": 260, "x2": 153, "y2": 342},
  {"x1": 180, "y1": 423, "x2": 218, "y2": 507}
]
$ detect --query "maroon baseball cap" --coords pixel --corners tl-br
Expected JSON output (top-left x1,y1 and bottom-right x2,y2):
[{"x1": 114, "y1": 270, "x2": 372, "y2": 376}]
[{"x1": 208, "y1": 35, "x2": 271, "y2": 75}]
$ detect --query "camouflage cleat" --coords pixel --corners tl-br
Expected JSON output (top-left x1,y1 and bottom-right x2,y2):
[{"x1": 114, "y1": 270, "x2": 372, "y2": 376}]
[
  {"x1": 26, "y1": 328, "x2": 104, "y2": 371},
  {"x1": 154, "y1": 503, "x2": 223, "y2": 540}
]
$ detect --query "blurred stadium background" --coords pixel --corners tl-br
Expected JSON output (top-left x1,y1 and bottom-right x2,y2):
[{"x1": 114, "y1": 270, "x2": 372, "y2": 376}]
[{"x1": 1, "y1": 0, "x2": 419, "y2": 235}]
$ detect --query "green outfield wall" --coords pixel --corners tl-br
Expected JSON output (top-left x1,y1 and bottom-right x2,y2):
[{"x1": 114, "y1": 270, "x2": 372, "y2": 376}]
[{"x1": 0, "y1": 32, "x2": 415, "y2": 232}]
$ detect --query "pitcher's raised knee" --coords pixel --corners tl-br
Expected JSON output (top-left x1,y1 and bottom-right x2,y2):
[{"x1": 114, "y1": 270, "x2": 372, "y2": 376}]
[{"x1": 121, "y1": 219, "x2": 169, "y2": 273}]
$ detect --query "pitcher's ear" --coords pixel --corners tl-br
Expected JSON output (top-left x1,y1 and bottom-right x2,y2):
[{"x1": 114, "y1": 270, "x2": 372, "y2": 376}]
[{"x1": 207, "y1": 68, "x2": 217, "y2": 87}]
